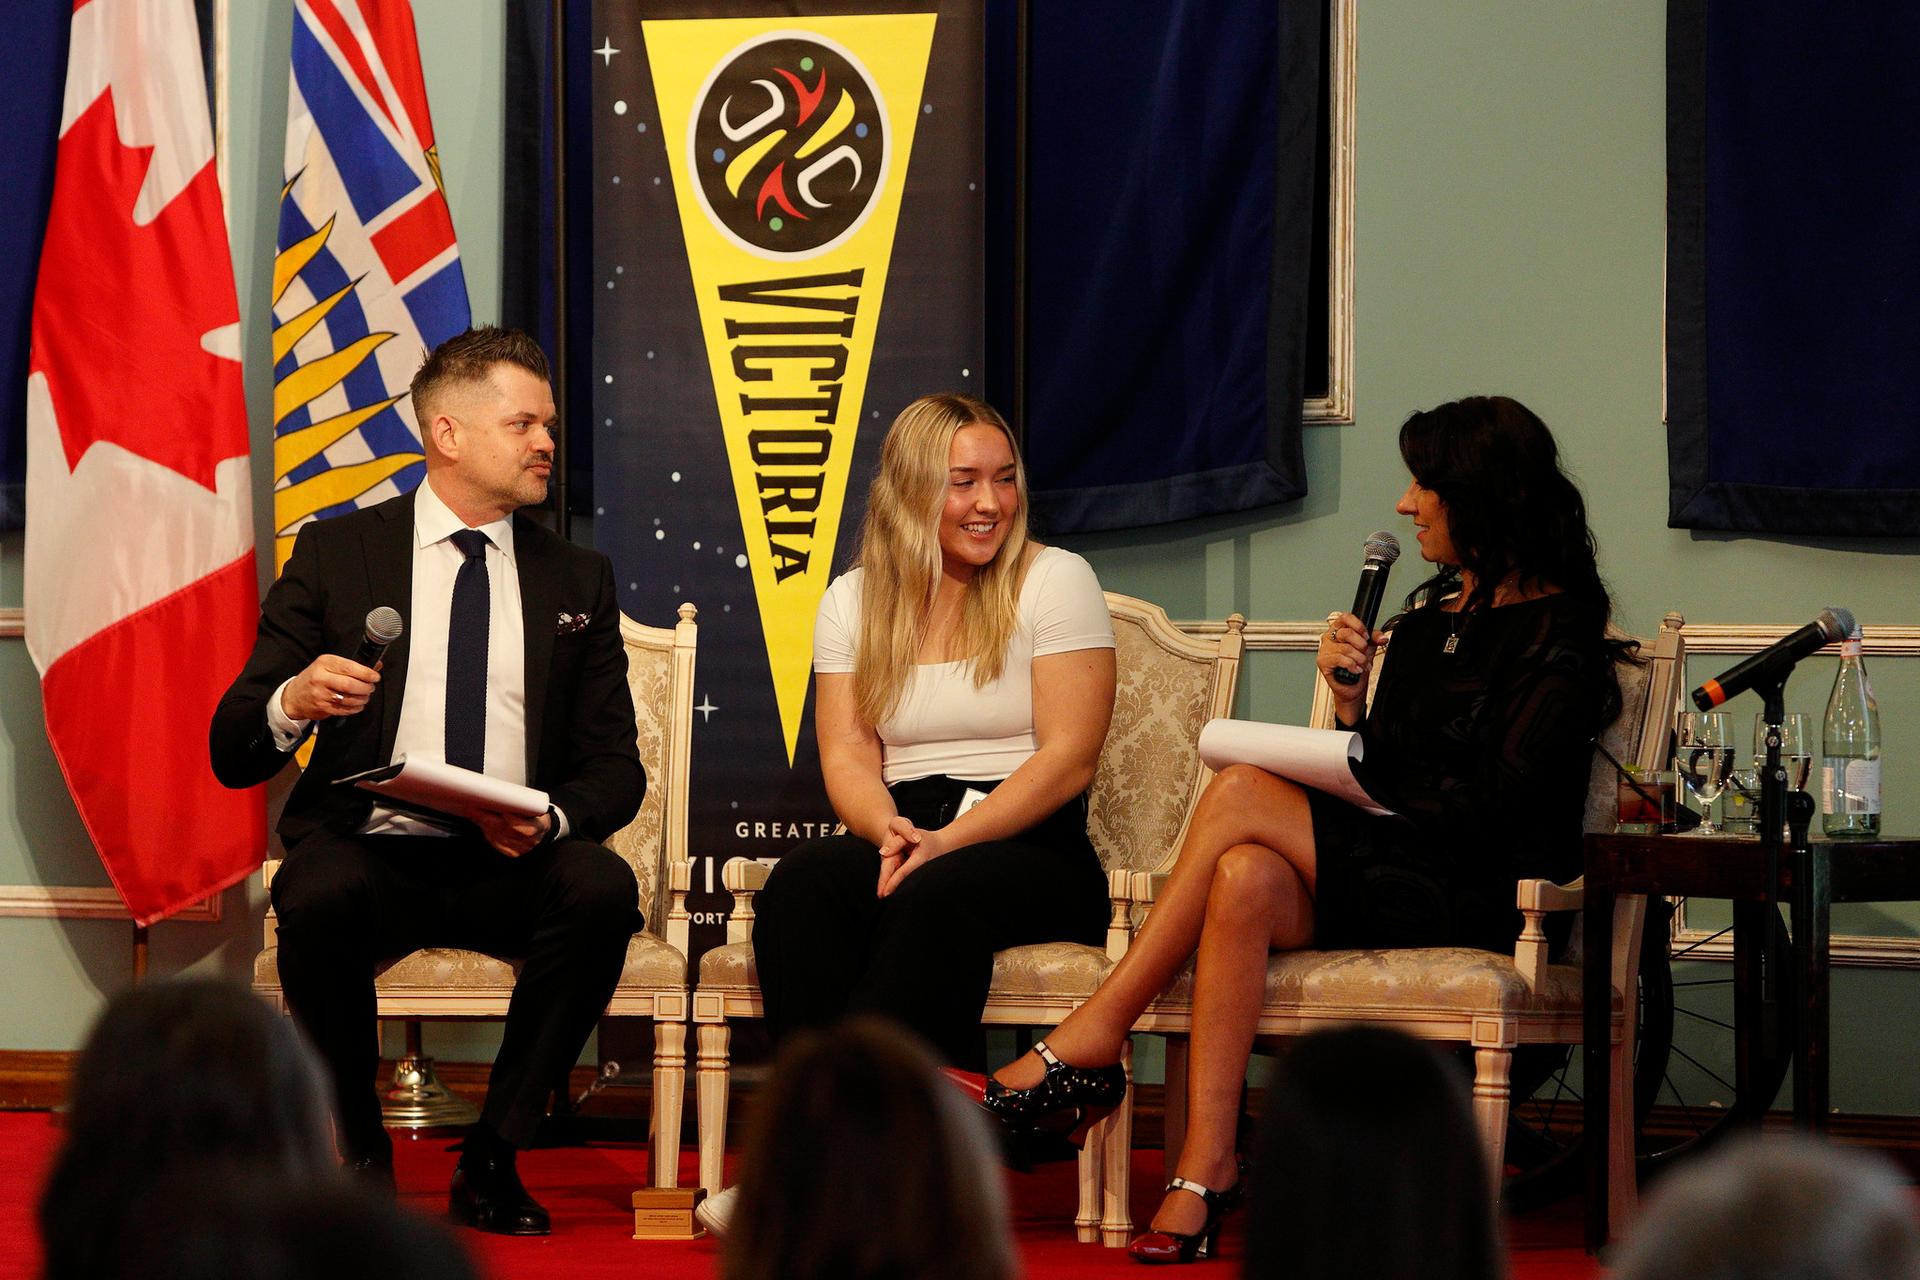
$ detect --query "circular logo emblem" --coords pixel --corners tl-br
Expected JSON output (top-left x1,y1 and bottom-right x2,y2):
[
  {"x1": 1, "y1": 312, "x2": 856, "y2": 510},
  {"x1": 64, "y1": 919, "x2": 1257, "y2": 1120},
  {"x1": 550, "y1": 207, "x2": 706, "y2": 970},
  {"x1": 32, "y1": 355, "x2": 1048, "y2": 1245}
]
[{"x1": 688, "y1": 32, "x2": 889, "y2": 260}]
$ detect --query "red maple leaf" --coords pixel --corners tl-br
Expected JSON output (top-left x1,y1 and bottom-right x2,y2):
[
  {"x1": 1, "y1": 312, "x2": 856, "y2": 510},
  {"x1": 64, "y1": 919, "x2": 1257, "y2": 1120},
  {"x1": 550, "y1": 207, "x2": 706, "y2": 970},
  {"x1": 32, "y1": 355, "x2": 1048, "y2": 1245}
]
[{"x1": 30, "y1": 87, "x2": 247, "y2": 492}]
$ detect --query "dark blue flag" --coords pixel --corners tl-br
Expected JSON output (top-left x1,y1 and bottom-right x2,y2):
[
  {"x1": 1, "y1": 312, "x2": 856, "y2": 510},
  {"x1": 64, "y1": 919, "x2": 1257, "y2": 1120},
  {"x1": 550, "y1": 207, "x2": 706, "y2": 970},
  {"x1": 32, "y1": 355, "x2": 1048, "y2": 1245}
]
[
  {"x1": 1668, "y1": 1, "x2": 1920, "y2": 535},
  {"x1": 1013, "y1": 0, "x2": 1320, "y2": 532},
  {"x1": 0, "y1": 3, "x2": 71, "y2": 531}
]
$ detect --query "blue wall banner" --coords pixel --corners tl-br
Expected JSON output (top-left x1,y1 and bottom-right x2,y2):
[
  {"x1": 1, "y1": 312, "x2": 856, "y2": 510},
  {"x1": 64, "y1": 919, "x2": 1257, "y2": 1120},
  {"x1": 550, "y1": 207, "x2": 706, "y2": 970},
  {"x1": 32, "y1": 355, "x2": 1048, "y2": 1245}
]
[
  {"x1": 0, "y1": 4, "x2": 75, "y2": 532},
  {"x1": 1668, "y1": 1, "x2": 1920, "y2": 536},
  {"x1": 2, "y1": 1, "x2": 223, "y2": 533},
  {"x1": 589, "y1": 0, "x2": 983, "y2": 952},
  {"x1": 1016, "y1": 0, "x2": 1321, "y2": 533}
]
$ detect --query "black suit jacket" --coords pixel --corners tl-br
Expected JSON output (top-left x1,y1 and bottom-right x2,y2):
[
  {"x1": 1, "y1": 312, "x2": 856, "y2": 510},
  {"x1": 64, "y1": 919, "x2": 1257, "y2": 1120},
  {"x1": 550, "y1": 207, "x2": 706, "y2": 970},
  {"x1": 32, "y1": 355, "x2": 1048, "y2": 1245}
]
[{"x1": 210, "y1": 490, "x2": 645, "y2": 849}]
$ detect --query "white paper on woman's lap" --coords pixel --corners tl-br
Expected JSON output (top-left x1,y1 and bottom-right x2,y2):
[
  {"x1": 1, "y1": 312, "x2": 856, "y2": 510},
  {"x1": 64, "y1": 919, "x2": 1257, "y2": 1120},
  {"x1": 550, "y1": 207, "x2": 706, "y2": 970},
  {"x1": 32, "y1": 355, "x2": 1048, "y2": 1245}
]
[{"x1": 1197, "y1": 719, "x2": 1395, "y2": 817}]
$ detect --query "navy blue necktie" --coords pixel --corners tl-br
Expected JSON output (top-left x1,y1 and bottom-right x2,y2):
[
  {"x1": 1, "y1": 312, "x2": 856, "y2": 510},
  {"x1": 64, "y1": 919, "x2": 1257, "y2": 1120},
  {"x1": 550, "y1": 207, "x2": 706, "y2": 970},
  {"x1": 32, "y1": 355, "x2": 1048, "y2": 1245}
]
[{"x1": 445, "y1": 528, "x2": 491, "y2": 773}]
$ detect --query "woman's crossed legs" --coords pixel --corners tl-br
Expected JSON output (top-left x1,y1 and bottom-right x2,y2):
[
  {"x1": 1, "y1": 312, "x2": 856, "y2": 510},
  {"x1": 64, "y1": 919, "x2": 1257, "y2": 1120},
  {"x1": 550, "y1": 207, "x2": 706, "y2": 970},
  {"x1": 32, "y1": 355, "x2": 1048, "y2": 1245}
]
[{"x1": 991, "y1": 763, "x2": 1320, "y2": 1236}]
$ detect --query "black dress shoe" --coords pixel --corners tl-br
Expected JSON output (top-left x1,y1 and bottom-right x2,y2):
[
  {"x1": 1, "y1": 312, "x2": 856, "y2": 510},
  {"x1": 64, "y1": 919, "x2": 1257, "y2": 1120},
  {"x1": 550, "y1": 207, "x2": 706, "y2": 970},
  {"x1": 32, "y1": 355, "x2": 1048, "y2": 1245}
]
[{"x1": 449, "y1": 1150, "x2": 551, "y2": 1236}]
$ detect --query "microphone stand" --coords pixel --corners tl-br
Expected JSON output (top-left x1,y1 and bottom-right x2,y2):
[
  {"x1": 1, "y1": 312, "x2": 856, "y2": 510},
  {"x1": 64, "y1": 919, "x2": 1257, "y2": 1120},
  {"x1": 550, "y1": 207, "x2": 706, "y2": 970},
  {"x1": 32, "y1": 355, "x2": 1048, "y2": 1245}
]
[{"x1": 1744, "y1": 681, "x2": 1789, "y2": 1126}]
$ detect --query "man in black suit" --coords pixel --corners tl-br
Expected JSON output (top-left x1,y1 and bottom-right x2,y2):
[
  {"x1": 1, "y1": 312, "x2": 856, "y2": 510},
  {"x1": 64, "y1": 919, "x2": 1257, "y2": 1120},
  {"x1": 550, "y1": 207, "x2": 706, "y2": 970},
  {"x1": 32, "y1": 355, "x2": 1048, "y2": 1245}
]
[{"x1": 211, "y1": 328, "x2": 645, "y2": 1235}]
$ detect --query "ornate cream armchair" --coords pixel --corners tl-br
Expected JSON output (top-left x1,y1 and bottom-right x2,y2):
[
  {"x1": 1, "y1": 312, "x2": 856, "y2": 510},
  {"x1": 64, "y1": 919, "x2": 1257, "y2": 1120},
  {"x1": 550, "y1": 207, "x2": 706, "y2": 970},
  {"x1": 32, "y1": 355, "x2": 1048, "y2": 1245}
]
[
  {"x1": 689, "y1": 595, "x2": 1246, "y2": 1243},
  {"x1": 1134, "y1": 612, "x2": 1686, "y2": 1232},
  {"x1": 254, "y1": 604, "x2": 700, "y2": 1187}
]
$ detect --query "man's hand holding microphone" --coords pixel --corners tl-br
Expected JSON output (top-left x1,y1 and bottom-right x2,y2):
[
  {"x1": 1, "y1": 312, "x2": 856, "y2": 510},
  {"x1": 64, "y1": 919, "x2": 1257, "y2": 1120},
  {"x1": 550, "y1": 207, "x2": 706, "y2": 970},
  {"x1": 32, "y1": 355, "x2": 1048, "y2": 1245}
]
[{"x1": 278, "y1": 606, "x2": 403, "y2": 722}]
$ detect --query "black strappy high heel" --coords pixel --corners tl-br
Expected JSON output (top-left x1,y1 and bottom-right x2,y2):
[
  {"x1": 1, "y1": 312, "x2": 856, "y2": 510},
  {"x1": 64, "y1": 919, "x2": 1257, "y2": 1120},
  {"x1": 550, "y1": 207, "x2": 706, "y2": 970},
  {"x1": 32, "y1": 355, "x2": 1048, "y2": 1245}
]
[
  {"x1": 1126, "y1": 1172, "x2": 1245, "y2": 1264},
  {"x1": 980, "y1": 1039, "x2": 1127, "y2": 1147}
]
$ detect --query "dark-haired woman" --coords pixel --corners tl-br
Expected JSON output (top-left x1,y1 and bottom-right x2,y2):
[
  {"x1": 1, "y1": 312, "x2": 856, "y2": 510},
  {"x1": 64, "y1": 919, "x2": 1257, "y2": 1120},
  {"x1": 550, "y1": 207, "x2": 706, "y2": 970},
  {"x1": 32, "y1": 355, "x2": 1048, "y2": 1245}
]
[
  {"x1": 984, "y1": 395, "x2": 1623, "y2": 1264},
  {"x1": 721, "y1": 1019, "x2": 1016, "y2": 1280},
  {"x1": 38, "y1": 979, "x2": 342, "y2": 1280},
  {"x1": 1246, "y1": 1027, "x2": 1504, "y2": 1280}
]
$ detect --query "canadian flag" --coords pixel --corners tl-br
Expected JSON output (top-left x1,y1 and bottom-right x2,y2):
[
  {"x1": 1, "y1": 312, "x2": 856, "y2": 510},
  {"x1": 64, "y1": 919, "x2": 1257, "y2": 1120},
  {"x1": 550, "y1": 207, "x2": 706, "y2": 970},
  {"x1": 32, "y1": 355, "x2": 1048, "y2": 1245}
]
[{"x1": 25, "y1": 0, "x2": 263, "y2": 926}]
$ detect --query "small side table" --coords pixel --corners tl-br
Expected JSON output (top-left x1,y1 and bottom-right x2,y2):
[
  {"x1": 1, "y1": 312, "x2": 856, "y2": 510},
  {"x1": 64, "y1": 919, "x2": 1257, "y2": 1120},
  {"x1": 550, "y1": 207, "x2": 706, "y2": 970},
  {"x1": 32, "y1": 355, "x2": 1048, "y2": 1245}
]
[{"x1": 1582, "y1": 831, "x2": 1920, "y2": 1251}]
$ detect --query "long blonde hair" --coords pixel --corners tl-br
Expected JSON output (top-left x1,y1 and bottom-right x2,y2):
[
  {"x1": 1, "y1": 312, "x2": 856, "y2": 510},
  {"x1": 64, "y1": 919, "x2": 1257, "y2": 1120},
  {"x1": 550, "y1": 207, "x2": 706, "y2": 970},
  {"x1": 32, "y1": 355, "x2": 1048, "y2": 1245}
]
[{"x1": 853, "y1": 394, "x2": 1033, "y2": 726}]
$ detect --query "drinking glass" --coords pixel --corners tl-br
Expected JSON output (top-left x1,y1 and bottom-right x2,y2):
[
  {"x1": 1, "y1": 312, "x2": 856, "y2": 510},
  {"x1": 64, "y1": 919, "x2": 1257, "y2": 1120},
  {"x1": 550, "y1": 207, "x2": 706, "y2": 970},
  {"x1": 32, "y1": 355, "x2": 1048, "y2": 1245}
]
[
  {"x1": 1750, "y1": 711, "x2": 1814, "y2": 836},
  {"x1": 1678, "y1": 711, "x2": 1734, "y2": 835},
  {"x1": 1751, "y1": 713, "x2": 1815, "y2": 785}
]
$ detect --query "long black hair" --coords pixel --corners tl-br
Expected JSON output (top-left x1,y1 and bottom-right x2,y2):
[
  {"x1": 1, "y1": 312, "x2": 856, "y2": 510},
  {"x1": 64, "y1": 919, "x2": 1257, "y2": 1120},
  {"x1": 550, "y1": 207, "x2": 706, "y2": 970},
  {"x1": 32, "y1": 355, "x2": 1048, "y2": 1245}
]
[
  {"x1": 1398, "y1": 395, "x2": 1633, "y2": 715},
  {"x1": 1246, "y1": 1027, "x2": 1505, "y2": 1280},
  {"x1": 1397, "y1": 396, "x2": 1606, "y2": 613}
]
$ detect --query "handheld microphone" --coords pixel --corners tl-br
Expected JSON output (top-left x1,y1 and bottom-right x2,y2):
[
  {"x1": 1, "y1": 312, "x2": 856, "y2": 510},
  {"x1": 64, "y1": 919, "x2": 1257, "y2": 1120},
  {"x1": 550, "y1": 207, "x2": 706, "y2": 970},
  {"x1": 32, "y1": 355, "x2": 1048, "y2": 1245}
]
[
  {"x1": 352, "y1": 606, "x2": 404, "y2": 669},
  {"x1": 1691, "y1": 607, "x2": 1853, "y2": 710},
  {"x1": 1332, "y1": 531, "x2": 1401, "y2": 686}
]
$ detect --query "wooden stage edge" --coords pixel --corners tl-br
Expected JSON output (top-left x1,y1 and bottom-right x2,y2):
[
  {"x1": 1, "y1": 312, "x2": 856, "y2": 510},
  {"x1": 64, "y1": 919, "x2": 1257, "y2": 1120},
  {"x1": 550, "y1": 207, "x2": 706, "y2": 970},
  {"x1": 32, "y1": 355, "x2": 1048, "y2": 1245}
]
[{"x1": 5, "y1": 1050, "x2": 1919, "y2": 1177}]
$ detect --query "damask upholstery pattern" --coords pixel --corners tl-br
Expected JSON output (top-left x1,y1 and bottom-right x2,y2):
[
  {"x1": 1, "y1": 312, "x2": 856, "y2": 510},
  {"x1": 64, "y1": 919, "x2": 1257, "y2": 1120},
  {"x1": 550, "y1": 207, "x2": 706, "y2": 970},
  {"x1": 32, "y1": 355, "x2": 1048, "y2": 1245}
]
[
  {"x1": 697, "y1": 940, "x2": 757, "y2": 990},
  {"x1": 1087, "y1": 618, "x2": 1217, "y2": 877},
  {"x1": 255, "y1": 931, "x2": 686, "y2": 992},
  {"x1": 1583, "y1": 641, "x2": 1654, "y2": 834},
  {"x1": 986, "y1": 940, "x2": 1113, "y2": 997},
  {"x1": 607, "y1": 639, "x2": 675, "y2": 933},
  {"x1": 695, "y1": 927, "x2": 1115, "y2": 1000},
  {"x1": 1151, "y1": 944, "x2": 1605, "y2": 1014}
]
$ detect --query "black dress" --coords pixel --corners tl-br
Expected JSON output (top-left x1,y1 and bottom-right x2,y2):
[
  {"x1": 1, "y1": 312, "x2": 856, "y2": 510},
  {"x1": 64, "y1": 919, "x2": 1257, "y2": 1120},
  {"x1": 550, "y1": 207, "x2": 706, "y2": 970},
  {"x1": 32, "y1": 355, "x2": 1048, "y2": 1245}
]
[{"x1": 1309, "y1": 593, "x2": 1613, "y2": 954}]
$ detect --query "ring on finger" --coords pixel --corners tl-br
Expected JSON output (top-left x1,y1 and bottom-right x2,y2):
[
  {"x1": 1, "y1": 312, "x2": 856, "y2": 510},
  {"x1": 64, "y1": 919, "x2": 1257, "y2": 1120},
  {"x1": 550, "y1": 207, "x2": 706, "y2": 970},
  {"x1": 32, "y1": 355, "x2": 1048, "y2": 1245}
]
[{"x1": 332, "y1": 691, "x2": 345, "y2": 704}]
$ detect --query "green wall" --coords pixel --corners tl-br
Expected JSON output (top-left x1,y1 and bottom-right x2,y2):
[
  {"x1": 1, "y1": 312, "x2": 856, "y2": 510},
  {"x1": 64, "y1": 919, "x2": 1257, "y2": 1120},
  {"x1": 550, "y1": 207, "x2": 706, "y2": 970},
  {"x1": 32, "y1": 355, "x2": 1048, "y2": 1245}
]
[{"x1": 3, "y1": 1, "x2": 1915, "y2": 1115}]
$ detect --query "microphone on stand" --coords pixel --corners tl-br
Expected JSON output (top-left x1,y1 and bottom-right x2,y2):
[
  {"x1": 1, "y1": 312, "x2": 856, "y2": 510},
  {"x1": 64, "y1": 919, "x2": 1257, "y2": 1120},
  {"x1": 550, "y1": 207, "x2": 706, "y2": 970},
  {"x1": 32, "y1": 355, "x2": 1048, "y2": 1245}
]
[
  {"x1": 1332, "y1": 531, "x2": 1401, "y2": 686},
  {"x1": 352, "y1": 606, "x2": 404, "y2": 669},
  {"x1": 1690, "y1": 606, "x2": 1852, "y2": 710}
]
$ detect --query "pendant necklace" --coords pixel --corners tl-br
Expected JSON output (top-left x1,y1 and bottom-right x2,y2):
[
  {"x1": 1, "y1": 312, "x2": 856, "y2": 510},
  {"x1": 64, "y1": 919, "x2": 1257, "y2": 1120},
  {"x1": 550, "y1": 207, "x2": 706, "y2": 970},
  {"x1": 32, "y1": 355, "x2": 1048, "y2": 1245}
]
[{"x1": 1442, "y1": 609, "x2": 1463, "y2": 655}]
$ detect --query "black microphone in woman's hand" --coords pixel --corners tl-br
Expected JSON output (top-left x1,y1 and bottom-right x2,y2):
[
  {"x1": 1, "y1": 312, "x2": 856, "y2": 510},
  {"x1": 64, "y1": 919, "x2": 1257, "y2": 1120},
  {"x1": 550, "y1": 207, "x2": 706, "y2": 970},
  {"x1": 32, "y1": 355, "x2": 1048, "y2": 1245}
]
[
  {"x1": 1332, "y1": 532, "x2": 1400, "y2": 686},
  {"x1": 352, "y1": 606, "x2": 404, "y2": 668}
]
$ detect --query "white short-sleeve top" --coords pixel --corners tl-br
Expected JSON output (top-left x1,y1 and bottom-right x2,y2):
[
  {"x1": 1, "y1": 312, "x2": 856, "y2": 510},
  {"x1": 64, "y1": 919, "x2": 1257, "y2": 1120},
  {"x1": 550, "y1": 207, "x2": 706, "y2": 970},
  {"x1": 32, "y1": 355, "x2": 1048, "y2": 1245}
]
[{"x1": 813, "y1": 546, "x2": 1115, "y2": 784}]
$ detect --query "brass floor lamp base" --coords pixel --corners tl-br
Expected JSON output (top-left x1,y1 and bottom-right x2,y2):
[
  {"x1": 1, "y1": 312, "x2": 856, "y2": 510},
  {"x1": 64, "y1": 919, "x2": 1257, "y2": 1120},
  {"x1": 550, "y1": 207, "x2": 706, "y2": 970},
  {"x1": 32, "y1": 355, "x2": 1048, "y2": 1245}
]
[{"x1": 381, "y1": 1021, "x2": 480, "y2": 1129}]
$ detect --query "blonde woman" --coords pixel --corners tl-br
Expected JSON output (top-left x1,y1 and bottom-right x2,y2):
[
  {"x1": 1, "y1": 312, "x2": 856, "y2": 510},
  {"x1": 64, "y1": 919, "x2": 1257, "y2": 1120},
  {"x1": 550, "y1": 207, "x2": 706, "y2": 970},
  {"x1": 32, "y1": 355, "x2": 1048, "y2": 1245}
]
[{"x1": 753, "y1": 393, "x2": 1117, "y2": 1071}]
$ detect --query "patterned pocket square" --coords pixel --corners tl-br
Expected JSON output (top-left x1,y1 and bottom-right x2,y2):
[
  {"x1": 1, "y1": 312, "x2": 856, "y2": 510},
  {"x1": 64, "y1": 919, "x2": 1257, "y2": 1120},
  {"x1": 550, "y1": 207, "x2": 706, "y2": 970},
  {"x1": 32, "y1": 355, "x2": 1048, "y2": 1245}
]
[{"x1": 556, "y1": 610, "x2": 591, "y2": 636}]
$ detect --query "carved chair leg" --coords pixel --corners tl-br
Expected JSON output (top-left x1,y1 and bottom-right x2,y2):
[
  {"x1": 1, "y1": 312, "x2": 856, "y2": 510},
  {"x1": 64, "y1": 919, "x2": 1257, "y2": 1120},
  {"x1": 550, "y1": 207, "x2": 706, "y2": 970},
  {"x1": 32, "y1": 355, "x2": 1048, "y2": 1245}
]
[
  {"x1": 1075, "y1": 1118, "x2": 1103, "y2": 1244},
  {"x1": 1098, "y1": 1039, "x2": 1135, "y2": 1247},
  {"x1": 696, "y1": 1021, "x2": 732, "y2": 1195},
  {"x1": 651, "y1": 1018, "x2": 687, "y2": 1188},
  {"x1": 1471, "y1": 1046, "x2": 1513, "y2": 1199}
]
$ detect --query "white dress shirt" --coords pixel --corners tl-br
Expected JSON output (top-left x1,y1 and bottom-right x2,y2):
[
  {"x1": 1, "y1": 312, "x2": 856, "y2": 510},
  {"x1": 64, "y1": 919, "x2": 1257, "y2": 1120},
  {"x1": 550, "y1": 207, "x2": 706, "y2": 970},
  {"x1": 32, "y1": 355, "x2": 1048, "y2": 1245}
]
[{"x1": 268, "y1": 479, "x2": 565, "y2": 838}]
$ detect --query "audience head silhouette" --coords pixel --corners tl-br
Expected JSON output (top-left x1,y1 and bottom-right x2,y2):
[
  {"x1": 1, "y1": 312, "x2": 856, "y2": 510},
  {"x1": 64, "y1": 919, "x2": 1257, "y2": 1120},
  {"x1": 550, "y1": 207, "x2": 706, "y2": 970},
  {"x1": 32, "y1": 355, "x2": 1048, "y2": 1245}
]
[
  {"x1": 37, "y1": 978, "x2": 339, "y2": 1280},
  {"x1": 1245, "y1": 1026, "x2": 1503, "y2": 1280},
  {"x1": 1610, "y1": 1136, "x2": 1920, "y2": 1280},
  {"x1": 722, "y1": 1017, "x2": 1014, "y2": 1280},
  {"x1": 129, "y1": 1177, "x2": 483, "y2": 1280}
]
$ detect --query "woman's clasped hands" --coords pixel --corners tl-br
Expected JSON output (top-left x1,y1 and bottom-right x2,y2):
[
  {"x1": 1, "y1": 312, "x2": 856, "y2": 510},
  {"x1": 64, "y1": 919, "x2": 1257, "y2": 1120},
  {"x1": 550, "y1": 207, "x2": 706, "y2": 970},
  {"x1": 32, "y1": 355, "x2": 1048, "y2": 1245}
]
[{"x1": 875, "y1": 816, "x2": 952, "y2": 897}]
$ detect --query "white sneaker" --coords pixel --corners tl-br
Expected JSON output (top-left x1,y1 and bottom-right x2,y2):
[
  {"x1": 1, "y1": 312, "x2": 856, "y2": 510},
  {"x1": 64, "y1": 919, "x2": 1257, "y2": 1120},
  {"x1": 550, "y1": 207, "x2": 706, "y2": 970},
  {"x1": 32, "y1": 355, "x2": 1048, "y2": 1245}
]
[{"x1": 695, "y1": 1183, "x2": 739, "y2": 1238}]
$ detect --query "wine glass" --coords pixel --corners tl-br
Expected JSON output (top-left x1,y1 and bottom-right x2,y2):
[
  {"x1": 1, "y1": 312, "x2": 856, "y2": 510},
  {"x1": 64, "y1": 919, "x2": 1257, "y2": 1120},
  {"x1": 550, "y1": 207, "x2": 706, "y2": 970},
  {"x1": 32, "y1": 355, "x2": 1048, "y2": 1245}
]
[
  {"x1": 1678, "y1": 711, "x2": 1734, "y2": 835},
  {"x1": 1750, "y1": 711, "x2": 1814, "y2": 837}
]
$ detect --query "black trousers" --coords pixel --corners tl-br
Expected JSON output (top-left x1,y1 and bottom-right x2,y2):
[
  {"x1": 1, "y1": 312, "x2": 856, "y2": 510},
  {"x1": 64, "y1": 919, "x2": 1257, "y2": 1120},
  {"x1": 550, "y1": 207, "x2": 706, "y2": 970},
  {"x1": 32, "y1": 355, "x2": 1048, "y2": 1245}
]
[
  {"x1": 270, "y1": 830, "x2": 640, "y2": 1155},
  {"x1": 752, "y1": 776, "x2": 1109, "y2": 1070}
]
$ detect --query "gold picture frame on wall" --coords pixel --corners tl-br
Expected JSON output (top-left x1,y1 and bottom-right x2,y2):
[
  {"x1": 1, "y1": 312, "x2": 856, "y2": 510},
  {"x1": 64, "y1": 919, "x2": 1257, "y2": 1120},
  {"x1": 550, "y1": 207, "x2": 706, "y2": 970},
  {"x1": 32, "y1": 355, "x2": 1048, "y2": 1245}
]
[{"x1": 1305, "y1": 0, "x2": 1354, "y2": 426}]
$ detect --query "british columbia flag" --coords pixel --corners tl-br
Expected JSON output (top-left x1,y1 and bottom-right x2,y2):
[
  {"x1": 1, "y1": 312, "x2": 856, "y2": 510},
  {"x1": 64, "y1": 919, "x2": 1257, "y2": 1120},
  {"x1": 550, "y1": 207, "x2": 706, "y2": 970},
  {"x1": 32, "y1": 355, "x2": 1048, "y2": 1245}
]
[{"x1": 273, "y1": 0, "x2": 469, "y2": 571}]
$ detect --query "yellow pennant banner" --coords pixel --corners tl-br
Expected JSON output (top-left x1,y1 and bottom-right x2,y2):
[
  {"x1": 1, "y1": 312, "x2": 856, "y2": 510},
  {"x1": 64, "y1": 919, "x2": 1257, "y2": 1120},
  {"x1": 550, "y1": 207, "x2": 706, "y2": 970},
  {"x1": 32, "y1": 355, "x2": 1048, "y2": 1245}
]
[{"x1": 644, "y1": 14, "x2": 937, "y2": 763}]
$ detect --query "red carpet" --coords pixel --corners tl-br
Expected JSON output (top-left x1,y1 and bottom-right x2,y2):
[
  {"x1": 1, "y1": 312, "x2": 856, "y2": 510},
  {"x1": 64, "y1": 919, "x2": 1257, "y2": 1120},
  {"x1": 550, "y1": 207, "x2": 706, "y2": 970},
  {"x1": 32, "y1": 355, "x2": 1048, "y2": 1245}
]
[{"x1": 0, "y1": 1112, "x2": 1599, "y2": 1278}]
